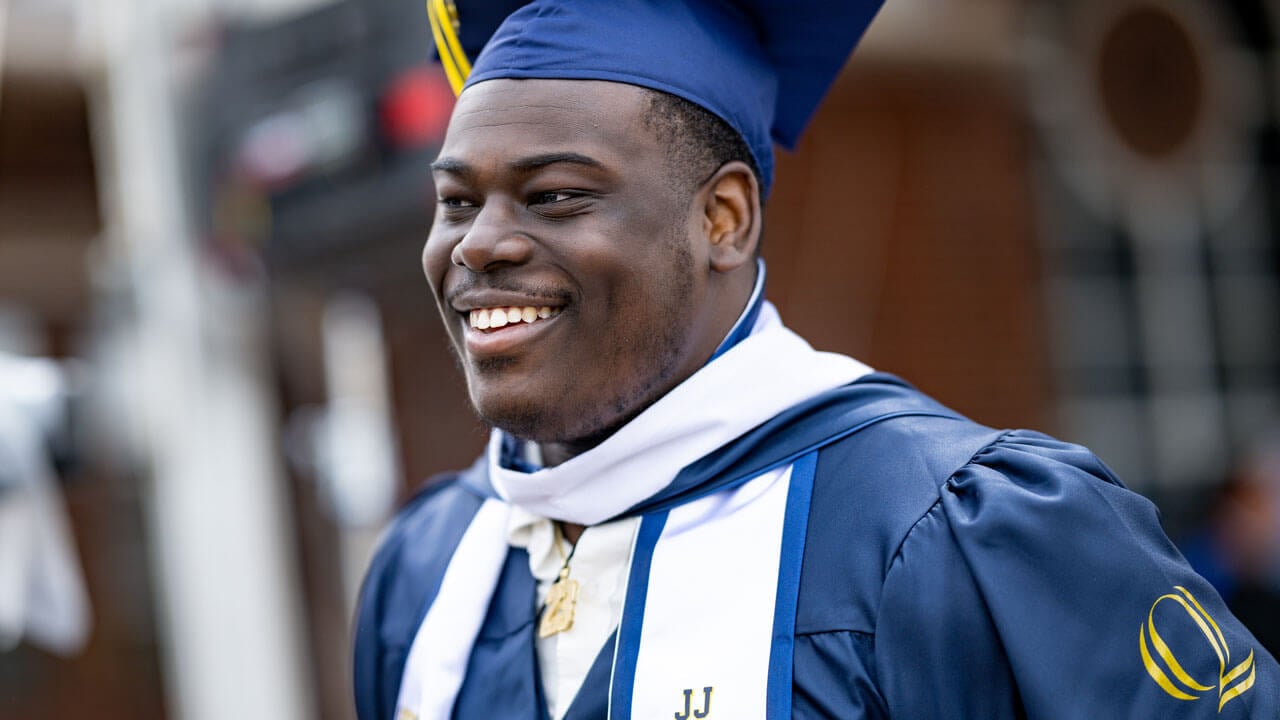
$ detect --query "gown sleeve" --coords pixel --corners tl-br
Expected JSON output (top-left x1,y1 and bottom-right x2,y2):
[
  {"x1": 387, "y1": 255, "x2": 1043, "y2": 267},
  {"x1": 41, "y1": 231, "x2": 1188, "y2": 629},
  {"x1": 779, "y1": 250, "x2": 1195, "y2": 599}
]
[{"x1": 875, "y1": 429, "x2": 1279, "y2": 719}]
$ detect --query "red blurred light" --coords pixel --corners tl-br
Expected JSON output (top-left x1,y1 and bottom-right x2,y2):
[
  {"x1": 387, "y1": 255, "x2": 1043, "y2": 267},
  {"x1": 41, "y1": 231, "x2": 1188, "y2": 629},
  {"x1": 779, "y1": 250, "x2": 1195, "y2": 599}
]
[{"x1": 381, "y1": 67, "x2": 455, "y2": 149}]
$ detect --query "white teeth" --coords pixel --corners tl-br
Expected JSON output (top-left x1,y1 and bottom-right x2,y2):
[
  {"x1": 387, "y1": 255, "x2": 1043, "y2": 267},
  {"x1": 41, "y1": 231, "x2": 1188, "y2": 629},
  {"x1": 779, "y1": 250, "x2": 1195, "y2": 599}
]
[{"x1": 468, "y1": 305, "x2": 562, "y2": 329}]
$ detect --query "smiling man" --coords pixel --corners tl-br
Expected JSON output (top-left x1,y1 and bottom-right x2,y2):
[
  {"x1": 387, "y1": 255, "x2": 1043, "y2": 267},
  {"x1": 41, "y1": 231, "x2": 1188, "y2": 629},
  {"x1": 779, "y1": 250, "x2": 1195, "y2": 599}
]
[
  {"x1": 428, "y1": 78, "x2": 755, "y2": 466},
  {"x1": 353, "y1": 2, "x2": 1279, "y2": 719}
]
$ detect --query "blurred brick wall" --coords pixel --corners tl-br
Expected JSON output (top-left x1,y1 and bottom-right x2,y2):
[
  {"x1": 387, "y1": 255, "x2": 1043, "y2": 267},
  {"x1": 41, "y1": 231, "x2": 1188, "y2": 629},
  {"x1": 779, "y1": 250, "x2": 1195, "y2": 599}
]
[{"x1": 765, "y1": 63, "x2": 1054, "y2": 433}]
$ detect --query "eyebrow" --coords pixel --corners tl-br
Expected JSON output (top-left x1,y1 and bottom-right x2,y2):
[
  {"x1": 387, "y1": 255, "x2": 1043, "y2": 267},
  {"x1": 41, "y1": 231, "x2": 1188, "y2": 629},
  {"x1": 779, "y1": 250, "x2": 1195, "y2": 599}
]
[
  {"x1": 509, "y1": 152, "x2": 603, "y2": 173},
  {"x1": 430, "y1": 157, "x2": 472, "y2": 175},
  {"x1": 430, "y1": 152, "x2": 605, "y2": 177}
]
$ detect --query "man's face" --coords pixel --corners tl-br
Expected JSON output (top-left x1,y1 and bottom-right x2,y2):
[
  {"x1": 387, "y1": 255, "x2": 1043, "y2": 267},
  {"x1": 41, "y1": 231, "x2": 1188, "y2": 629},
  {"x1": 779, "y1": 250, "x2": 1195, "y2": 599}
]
[{"x1": 424, "y1": 79, "x2": 723, "y2": 450}]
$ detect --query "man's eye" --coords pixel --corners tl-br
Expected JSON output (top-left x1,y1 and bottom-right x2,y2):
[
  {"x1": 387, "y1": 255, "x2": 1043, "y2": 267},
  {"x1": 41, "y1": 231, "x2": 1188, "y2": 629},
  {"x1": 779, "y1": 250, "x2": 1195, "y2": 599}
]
[
  {"x1": 531, "y1": 191, "x2": 575, "y2": 205},
  {"x1": 529, "y1": 191, "x2": 594, "y2": 218},
  {"x1": 438, "y1": 197, "x2": 475, "y2": 208}
]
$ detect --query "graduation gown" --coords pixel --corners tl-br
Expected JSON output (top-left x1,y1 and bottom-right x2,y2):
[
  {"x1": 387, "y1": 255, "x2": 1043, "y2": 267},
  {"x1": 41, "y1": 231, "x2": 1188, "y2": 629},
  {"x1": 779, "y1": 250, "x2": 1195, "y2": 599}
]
[{"x1": 353, "y1": 375, "x2": 1280, "y2": 719}]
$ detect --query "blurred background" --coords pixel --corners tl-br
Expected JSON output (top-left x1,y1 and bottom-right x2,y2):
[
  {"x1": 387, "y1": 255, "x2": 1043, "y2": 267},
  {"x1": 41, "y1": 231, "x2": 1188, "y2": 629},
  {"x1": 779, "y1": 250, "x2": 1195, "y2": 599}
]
[{"x1": 0, "y1": 0, "x2": 1278, "y2": 717}]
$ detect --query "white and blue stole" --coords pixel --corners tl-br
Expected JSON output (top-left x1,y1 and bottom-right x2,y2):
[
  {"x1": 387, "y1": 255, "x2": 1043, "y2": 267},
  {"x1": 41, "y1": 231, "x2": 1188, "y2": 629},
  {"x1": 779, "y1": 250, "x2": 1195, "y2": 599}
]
[{"x1": 395, "y1": 296, "x2": 879, "y2": 719}]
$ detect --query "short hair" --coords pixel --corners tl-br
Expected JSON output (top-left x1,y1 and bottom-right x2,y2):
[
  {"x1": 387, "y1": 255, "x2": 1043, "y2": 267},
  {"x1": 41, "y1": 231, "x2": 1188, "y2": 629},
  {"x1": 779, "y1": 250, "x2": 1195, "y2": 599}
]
[{"x1": 641, "y1": 89, "x2": 762, "y2": 203}]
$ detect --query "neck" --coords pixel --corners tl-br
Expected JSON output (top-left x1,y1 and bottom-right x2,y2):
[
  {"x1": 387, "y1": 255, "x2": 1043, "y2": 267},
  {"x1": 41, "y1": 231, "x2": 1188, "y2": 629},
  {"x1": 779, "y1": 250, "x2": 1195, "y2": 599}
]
[
  {"x1": 537, "y1": 413, "x2": 637, "y2": 468},
  {"x1": 558, "y1": 521, "x2": 586, "y2": 545}
]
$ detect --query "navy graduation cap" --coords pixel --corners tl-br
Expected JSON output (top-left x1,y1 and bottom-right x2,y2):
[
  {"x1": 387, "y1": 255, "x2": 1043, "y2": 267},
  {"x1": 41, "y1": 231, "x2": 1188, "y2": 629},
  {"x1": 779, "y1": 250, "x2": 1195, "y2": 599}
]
[{"x1": 426, "y1": 0, "x2": 884, "y2": 196}]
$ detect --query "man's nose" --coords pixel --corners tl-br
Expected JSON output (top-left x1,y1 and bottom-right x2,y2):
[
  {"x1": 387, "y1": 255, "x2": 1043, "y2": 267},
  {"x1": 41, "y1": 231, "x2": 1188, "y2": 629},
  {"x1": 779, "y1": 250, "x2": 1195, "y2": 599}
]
[{"x1": 450, "y1": 203, "x2": 535, "y2": 271}]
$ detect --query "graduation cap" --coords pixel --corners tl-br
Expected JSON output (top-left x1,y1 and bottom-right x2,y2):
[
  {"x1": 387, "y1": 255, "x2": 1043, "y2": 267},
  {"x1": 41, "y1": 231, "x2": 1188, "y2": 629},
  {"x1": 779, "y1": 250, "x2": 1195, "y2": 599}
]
[{"x1": 425, "y1": 0, "x2": 883, "y2": 196}]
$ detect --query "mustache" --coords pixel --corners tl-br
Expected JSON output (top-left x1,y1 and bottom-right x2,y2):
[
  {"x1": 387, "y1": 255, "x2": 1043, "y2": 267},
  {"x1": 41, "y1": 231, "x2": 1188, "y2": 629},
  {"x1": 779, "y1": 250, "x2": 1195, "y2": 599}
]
[{"x1": 444, "y1": 276, "x2": 574, "y2": 306}]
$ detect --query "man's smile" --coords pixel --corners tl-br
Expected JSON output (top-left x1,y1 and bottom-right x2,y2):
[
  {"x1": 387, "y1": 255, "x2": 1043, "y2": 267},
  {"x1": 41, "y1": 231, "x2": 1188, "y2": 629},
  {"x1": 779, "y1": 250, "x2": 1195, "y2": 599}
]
[
  {"x1": 459, "y1": 303, "x2": 568, "y2": 359},
  {"x1": 468, "y1": 305, "x2": 562, "y2": 330}
]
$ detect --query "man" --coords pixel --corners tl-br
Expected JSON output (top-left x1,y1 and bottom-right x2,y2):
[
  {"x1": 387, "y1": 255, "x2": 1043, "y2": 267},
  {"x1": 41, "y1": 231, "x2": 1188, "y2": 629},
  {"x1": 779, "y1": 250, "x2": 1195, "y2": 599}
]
[{"x1": 354, "y1": 1, "x2": 1280, "y2": 718}]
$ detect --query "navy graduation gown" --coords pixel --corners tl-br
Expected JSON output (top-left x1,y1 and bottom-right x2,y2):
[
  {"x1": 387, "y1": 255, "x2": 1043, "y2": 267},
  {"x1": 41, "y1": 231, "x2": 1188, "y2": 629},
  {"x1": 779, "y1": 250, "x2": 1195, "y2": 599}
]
[{"x1": 354, "y1": 377, "x2": 1280, "y2": 719}]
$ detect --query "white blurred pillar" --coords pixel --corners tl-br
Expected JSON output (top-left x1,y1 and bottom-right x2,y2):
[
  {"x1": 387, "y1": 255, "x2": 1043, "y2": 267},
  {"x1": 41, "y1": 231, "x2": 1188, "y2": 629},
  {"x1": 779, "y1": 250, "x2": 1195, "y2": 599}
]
[
  {"x1": 84, "y1": 1, "x2": 314, "y2": 719},
  {"x1": 319, "y1": 293, "x2": 400, "y2": 615}
]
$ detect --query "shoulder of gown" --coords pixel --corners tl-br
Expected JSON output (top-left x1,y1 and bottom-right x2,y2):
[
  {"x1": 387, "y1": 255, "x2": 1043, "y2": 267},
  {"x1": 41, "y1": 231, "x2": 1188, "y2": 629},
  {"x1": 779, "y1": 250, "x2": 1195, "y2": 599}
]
[{"x1": 875, "y1": 429, "x2": 1280, "y2": 719}]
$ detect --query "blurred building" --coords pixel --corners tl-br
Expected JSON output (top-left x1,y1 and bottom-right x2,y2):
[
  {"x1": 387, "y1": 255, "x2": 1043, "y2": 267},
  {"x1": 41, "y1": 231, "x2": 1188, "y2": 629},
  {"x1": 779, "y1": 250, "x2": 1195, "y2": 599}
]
[{"x1": 0, "y1": 0, "x2": 1277, "y2": 719}]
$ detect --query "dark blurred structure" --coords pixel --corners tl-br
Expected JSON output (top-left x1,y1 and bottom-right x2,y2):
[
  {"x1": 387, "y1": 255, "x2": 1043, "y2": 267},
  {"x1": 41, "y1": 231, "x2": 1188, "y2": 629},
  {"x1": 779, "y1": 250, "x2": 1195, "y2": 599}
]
[
  {"x1": 1182, "y1": 436, "x2": 1280, "y2": 656},
  {"x1": 1024, "y1": 0, "x2": 1280, "y2": 537},
  {"x1": 193, "y1": 0, "x2": 450, "y2": 276},
  {"x1": 1, "y1": 1, "x2": 1278, "y2": 719}
]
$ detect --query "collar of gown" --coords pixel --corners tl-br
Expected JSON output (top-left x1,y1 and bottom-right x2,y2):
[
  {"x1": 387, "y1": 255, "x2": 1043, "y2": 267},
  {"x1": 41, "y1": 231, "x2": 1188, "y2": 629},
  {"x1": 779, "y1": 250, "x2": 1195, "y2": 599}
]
[{"x1": 484, "y1": 280, "x2": 872, "y2": 526}]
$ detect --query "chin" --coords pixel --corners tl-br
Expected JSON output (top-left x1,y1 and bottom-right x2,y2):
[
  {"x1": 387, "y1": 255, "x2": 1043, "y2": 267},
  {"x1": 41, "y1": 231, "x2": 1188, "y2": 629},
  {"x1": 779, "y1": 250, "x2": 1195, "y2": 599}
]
[
  {"x1": 472, "y1": 389, "x2": 570, "y2": 441},
  {"x1": 465, "y1": 336, "x2": 688, "y2": 449},
  {"x1": 470, "y1": 385, "x2": 621, "y2": 447}
]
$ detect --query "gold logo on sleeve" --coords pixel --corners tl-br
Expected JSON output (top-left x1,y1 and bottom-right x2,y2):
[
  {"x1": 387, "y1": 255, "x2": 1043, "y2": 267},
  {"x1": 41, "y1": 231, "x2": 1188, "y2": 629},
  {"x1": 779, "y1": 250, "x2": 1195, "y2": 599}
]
[{"x1": 1139, "y1": 586, "x2": 1256, "y2": 712}]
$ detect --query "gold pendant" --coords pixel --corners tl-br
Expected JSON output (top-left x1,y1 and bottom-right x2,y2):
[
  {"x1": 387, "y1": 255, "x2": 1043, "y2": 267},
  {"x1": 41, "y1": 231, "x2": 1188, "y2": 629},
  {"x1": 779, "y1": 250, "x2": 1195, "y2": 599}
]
[{"x1": 539, "y1": 566, "x2": 579, "y2": 638}]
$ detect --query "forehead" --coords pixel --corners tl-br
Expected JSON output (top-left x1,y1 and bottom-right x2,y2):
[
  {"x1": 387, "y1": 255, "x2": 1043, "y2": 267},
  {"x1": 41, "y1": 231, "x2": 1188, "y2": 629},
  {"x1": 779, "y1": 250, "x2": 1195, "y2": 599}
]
[{"x1": 440, "y1": 78, "x2": 657, "y2": 162}]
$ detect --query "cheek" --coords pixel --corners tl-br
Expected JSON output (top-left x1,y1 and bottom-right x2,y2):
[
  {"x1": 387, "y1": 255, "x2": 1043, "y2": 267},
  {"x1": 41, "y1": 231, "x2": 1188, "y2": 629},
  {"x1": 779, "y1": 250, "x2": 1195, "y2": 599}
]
[{"x1": 422, "y1": 231, "x2": 454, "y2": 294}]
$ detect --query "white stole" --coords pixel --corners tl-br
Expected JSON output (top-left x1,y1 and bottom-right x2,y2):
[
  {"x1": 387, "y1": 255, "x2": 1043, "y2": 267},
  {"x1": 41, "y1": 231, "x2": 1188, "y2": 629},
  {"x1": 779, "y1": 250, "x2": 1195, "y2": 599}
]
[{"x1": 627, "y1": 464, "x2": 794, "y2": 719}]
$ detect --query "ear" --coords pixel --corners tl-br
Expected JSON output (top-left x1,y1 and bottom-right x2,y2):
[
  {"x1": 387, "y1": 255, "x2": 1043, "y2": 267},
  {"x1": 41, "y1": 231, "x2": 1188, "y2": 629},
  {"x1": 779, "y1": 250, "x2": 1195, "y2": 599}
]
[{"x1": 699, "y1": 160, "x2": 761, "y2": 273}]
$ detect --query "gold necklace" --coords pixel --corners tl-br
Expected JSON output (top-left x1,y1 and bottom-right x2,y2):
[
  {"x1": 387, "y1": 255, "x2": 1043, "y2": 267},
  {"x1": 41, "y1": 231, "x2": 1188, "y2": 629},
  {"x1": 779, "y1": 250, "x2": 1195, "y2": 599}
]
[{"x1": 539, "y1": 522, "x2": 580, "y2": 639}]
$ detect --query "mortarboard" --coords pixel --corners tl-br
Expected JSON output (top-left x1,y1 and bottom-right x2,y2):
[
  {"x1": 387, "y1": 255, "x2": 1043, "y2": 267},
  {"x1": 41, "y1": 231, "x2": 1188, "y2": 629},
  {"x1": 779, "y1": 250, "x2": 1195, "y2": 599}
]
[{"x1": 426, "y1": 0, "x2": 883, "y2": 196}]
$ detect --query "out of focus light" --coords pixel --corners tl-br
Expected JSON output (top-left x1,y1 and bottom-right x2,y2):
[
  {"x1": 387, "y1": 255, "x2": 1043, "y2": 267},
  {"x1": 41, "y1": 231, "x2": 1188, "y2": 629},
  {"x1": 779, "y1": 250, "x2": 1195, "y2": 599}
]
[
  {"x1": 236, "y1": 80, "x2": 366, "y2": 189},
  {"x1": 381, "y1": 65, "x2": 455, "y2": 149}
]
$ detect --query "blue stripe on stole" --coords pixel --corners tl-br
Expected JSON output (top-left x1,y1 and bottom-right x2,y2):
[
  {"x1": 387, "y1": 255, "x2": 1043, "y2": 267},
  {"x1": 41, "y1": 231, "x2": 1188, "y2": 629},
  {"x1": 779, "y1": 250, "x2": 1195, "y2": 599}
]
[
  {"x1": 608, "y1": 455, "x2": 818, "y2": 720},
  {"x1": 766, "y1": 451, "x2": 817, "y2": 719},
  {"x1": 608, "y1": 510, "x2": 670, "y2": 720}
]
